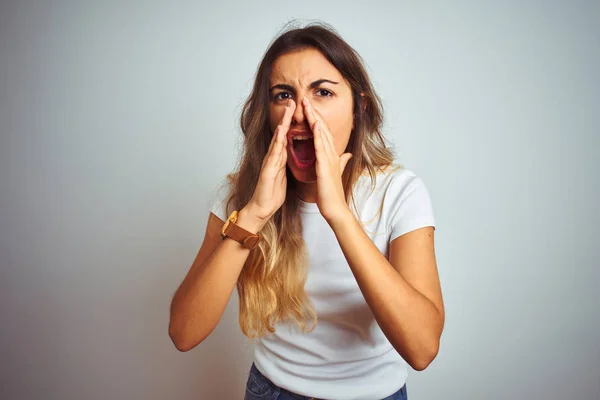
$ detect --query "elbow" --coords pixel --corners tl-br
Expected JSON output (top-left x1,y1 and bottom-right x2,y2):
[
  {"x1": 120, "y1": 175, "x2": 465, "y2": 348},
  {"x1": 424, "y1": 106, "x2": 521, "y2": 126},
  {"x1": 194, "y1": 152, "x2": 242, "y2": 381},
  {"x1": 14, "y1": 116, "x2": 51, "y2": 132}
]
[
  {"x1": 169, "y1": 327, "x2": 194, "y2": 352},
  {"x1": 169, "y1": 301, "x2": 213, "y2": 352},
  {"x1": 169, "y1": 321, "x2": 207, "y2": 353},
  {"x1": 409, "y1": 356, "x2": 434, "y2": 372},
  {"x1": 406, "y1": 339, "x2": 440, "y2": 372},
  {"x1": 170, "y1": 336, "x2": 195, "y2": 352}
]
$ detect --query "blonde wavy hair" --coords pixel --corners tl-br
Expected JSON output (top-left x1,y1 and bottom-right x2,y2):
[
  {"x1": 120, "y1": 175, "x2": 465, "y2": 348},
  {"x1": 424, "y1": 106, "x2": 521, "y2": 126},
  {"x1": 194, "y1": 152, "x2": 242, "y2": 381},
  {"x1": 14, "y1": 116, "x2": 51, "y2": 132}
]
[{"x1": 224, "y1": 22, "x2": 396, "y2": 339}]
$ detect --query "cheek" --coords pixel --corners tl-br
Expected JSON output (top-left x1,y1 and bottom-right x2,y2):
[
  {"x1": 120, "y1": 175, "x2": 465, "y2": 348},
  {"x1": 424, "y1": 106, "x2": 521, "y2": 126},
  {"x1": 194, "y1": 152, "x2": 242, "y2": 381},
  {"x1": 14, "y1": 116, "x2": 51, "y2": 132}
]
[{"x1": 319, "y1": 106, "x2": 353, "y2": 151}]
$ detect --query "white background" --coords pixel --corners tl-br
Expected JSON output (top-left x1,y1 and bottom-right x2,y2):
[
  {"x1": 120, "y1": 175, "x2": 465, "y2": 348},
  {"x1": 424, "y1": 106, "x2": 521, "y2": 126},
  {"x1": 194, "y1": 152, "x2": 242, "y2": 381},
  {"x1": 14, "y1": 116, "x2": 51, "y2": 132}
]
[{"x1": 1, "y1": 1, "x2": 598, "y2": 399}]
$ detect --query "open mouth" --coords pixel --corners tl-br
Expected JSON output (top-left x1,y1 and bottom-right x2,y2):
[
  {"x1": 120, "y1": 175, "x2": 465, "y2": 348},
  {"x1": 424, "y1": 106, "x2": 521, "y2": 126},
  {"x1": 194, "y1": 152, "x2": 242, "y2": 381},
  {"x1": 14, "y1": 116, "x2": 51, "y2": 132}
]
[{"x1": 289, "y1": 134, "x2": 316, "y2": 169}]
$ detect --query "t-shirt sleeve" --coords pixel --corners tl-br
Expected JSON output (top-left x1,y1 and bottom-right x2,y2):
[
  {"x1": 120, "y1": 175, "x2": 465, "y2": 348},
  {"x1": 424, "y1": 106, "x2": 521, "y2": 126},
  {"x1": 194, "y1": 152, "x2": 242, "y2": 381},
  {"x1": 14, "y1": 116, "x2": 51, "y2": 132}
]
[
  {"x1": 207, "y1": 177, "x2": 232, "y2": 222},
  {"x1": 388, "y1": 175, "x2": 436, "y2": 242}
]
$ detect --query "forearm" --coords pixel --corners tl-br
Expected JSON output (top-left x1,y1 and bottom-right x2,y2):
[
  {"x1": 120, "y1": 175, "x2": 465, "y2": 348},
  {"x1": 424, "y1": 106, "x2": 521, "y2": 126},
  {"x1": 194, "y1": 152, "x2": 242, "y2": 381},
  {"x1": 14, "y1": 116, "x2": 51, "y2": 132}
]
[
  {"x1": 329, "y1": 211, "x2": 443, "y2": 370},
  {"x1": 169, "y1": 208, "x2": 264, "y2": 351}
]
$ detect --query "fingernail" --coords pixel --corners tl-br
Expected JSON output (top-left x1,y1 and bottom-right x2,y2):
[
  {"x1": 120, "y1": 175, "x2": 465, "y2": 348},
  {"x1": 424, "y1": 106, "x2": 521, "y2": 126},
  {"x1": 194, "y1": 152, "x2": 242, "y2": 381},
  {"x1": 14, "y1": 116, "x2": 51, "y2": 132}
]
[
  {"x1": 286, "y1": 99, "x2": 291, "y2": 107},
  {"x1": 302, "y1": 97, "x2": 309, "y2": 106}
]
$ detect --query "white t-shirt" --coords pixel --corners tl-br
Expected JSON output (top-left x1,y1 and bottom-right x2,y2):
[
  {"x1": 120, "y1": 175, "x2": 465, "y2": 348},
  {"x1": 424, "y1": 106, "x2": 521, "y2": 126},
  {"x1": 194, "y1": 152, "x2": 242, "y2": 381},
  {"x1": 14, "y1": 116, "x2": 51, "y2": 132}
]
[{"x1": 209, "y1": 165, "x2": 436, "y2": 400}]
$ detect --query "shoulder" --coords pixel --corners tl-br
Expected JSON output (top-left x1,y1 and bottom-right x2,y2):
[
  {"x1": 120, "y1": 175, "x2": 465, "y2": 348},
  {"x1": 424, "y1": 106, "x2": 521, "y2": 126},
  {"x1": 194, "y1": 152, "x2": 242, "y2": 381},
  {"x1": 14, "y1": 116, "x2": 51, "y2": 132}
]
[
  {"x1": 385, "y1": 166, "x2": 428, "y2": 198},
  {"x1": 355, "y1": 163, "x2": 435, "y2": 239},
  {"x1": 358, "y1": 163, "x2": 426, "y2": 195},
  {"x1": 381, "y1": 166, "x2": 435, "y2": 240}
]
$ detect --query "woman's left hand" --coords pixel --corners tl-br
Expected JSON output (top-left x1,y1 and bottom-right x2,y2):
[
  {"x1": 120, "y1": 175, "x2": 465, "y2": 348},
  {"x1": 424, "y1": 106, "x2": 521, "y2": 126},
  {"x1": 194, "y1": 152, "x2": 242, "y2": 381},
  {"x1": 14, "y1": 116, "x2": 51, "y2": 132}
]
[{"x1": 302, "y1": 97, "x2": 353, "y2": 224}]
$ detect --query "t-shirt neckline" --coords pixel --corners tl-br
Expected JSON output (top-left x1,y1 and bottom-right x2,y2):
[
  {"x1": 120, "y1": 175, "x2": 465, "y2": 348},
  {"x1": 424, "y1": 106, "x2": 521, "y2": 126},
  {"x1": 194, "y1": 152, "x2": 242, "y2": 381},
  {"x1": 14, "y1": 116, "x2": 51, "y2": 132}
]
[{"x1": 297, "y1": 198, "x2": 320, "y2": 213}]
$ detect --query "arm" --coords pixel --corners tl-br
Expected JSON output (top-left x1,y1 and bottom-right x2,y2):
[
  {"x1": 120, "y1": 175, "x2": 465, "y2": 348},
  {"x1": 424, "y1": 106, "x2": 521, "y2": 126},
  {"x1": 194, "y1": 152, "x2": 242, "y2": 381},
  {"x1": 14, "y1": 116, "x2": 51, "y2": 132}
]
[
  {"x1": 300, "y1": 96, "x2": 444, "y2": 369},
  {"x1": 169, "y1": 99, "x2": 295, "y2": 351},
  {"x1": 168, "y1": 207, "x2": 264, "y2": 352},
  {"x1": 330, "y1": 213, "x2": 444, "y2": 371}
]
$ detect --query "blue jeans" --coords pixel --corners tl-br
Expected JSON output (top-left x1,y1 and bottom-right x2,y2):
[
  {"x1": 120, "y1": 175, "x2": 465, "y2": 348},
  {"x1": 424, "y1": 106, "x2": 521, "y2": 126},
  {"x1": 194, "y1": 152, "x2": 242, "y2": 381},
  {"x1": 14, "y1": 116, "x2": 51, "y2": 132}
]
[{"x1": 244, "y1": 363, "x2": 408, "y2": 400}]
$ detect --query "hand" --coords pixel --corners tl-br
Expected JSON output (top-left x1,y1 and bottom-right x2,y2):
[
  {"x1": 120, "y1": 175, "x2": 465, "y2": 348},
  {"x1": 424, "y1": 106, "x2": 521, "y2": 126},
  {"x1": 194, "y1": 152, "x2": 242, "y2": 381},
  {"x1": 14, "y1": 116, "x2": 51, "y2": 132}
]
[
  {"x1": 245, "y1": 99, "x2": 296, "y2": 225},
  {"x1": 302, "y1": 97, "x2": 353, "y2": 224}
]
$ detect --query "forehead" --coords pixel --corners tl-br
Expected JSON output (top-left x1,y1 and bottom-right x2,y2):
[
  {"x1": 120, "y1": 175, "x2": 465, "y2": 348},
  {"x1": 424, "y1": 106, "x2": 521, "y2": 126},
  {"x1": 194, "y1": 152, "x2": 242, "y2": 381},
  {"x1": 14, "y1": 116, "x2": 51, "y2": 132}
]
[{"x1": 270, "y1": 48, "x2": 345, "y2": 85}]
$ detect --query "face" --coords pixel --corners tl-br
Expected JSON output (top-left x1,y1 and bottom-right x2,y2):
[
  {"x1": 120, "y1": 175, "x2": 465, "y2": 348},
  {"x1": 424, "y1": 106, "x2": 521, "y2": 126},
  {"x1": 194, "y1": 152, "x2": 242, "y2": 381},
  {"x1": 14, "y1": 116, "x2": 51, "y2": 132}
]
[{"x1": 268, "y1": 48, "x2": 354, "y2": 183}]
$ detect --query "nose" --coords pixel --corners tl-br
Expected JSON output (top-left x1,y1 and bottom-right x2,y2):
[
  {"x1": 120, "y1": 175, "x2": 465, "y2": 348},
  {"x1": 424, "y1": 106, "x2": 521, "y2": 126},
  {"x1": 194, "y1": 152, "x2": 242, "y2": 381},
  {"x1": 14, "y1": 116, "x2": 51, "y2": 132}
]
[{"x1": 292, "y1": 97, "x2": 305, "y2": 125}]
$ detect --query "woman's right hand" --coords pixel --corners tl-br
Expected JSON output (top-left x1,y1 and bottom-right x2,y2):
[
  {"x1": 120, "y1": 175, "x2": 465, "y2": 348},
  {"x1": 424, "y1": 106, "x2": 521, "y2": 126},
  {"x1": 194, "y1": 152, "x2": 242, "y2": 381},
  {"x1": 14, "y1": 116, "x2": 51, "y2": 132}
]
[{"x1": 242, "y1": 100, "x2": 296, "y2": 227}]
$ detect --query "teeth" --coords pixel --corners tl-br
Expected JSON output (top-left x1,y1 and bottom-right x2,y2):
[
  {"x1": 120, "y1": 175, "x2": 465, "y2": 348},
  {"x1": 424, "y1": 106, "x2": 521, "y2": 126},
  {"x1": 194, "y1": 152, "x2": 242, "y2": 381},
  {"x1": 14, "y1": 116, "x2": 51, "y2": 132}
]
[{"x1": 293, "y1": 135, "x2": 312, "y2": 140}]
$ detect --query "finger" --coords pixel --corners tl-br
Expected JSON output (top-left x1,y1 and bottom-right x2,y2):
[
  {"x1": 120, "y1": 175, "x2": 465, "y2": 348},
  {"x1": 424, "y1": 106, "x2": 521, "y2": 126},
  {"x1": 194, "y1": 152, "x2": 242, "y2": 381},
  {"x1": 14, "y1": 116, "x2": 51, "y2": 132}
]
[
  {"x1": 303, "y1": 98, "x2": 329, "y2": 158},
  {"x1": 267, "y1": 125, "x2": 280, "y2": 154},
  {"x1": 310, "y1": 105, "x2": 337, "y2": 156},
  {"x1": 268, "y1": 130, "x2": 286, "y2": 167},
  {"x1": 273, "y1": 104, "x2": 296, "y2": 160},
  {"x1": 278, "y1": 141, "x2": 287, "y2": 167},
  {"x1": 303, "y1": 97, "x2": 336, "y2": 157},
  {"x1": 276, "y1": 160, "x2": 286, "y2": 180},
  {"x1": 269, "y1": 131, "x2": 289, "y2": 171},
  {"x1": 276, "y1": 100, "x2": 295, "y2": 152},
  {"x1": 280, "y1": 99, "x2": 296, "y2": 129},
  {"x1": 266, "y1": 143, "x2": 282, "y2": 170},
  {"x1": 280, "y1": 118, "x2": 293, "y2": 151},
  {"x1": 313, "y1": 120, "x2": 329, "y2": 163},
  {"x1": 323, "y1": 126, "x2": 337, "y2": 157},
  {"x1": 314, "y1": 119, "x2": 335, "y2": 162},
  {"x1": 266, "y1": 130, "x2": 279, "y2": 162},
  {"x1": 275, "y1": 166, "x2": 287, "y2": 191},
  {"x1": 269, "y1": 100, "x2": 296, "y2": 155},
  {"x1": 302, "y1": 97, "x2": 319, "y2": 134},
  {"x1": 276, "y1": 150, "x2": 288, "y2": 183}
]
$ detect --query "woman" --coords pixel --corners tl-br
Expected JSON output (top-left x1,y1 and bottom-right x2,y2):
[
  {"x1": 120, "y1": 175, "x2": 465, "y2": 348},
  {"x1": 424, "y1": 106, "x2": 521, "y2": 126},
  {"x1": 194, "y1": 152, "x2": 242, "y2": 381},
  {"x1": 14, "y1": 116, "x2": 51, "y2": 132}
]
[{"x1": 169, "y1": 22, "x2": 444, "y2": 400}]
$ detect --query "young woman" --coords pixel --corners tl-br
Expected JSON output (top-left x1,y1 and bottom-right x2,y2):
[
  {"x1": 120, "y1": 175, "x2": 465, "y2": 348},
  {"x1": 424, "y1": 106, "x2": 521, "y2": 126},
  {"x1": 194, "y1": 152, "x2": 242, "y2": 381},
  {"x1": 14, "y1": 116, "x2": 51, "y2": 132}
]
[{"x1": 169, "y1": 23, "x2": 445, "y2": 400}]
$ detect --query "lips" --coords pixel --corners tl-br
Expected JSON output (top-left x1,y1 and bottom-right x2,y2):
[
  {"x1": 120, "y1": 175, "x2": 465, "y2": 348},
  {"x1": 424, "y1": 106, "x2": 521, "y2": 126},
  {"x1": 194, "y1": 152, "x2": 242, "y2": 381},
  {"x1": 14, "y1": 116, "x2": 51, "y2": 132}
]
[
  {"x1": 287, "y1": 130, "x2": 313, "y2": 142},
  {"x1": 287, "y1": 130, "x2": 316, "y2": 170}
]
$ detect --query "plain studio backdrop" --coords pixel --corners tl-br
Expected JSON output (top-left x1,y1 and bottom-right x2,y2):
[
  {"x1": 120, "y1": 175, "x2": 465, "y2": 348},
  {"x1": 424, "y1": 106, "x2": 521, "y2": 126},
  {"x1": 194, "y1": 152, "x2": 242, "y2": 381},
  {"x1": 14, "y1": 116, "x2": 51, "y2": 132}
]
[{"x1": 1, "y1": 1, "x2": 598, "y2": 399}]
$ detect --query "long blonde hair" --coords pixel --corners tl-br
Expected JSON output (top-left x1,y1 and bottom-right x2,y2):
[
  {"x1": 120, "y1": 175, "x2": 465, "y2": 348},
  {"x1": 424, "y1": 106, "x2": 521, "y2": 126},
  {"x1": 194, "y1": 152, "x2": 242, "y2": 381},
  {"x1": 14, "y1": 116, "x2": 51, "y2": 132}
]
[{"x1": 225, "y1": 22, "x2": 395, "y2": 339}]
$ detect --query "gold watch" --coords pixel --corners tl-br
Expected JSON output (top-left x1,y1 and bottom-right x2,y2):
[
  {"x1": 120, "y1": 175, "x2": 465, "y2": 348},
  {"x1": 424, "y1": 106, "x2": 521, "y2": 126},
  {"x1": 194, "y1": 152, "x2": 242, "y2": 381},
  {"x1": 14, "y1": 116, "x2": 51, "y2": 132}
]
[{"x1": 220, "y1": 210, "x2": 261, "y2": 250}]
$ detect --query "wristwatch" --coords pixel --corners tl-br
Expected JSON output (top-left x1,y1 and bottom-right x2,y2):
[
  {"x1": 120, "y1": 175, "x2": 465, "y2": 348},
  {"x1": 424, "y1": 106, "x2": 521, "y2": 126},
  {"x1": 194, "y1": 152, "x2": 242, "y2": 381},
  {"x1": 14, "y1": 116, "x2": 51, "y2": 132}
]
[{"x1": 220, "y1": 210, "x2": 261, "y2": 250}]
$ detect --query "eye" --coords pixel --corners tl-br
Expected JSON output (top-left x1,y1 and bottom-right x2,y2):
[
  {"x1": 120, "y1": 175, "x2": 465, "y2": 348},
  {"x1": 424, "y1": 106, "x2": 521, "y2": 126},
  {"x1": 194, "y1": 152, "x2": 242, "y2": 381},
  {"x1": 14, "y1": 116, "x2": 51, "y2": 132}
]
[
  {"x1": 316, "y1": 89, "x2": 333, "y2": 97},
  {"x1": 273, "y1": 92, "x2": 292, "y2": 101}
]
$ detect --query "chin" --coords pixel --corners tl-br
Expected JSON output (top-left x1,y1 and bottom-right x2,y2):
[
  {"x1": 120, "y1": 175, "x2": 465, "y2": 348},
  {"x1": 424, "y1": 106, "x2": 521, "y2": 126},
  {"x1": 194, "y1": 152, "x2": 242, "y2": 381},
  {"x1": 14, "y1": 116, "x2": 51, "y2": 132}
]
[{"x1": 287, "y1": 162, "x2": 317, "y2": 183}]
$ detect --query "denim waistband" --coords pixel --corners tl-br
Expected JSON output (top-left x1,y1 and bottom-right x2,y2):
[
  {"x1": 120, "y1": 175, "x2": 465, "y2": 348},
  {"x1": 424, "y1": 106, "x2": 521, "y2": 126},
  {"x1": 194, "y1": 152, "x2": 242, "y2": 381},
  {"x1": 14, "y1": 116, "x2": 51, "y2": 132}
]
[{"x1": 244, "y1": 363, "x2": 407, "y2": 400}]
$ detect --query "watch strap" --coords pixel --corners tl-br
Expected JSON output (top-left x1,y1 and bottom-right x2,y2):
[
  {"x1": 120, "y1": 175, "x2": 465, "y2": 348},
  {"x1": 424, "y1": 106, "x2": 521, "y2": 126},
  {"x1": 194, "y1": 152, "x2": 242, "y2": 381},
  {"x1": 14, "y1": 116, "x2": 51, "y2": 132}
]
[{"x1": 221, "y1": 211, "x2": 261, "y2": 250}]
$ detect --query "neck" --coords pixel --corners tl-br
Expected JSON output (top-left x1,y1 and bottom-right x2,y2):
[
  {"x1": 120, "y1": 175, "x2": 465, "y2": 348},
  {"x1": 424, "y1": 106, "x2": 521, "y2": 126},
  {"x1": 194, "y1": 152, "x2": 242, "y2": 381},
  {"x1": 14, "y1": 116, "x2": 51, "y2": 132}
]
[{"x1": 296, "y1": 181, "x2": 318, "y2": 203}]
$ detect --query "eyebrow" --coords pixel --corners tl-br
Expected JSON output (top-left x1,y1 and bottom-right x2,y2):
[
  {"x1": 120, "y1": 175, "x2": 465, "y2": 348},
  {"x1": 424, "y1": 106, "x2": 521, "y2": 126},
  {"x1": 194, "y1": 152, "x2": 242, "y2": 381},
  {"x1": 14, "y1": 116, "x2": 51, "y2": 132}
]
[{"x1": 269, "y1": 79, "x2": 339, "y2": 92}]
